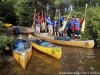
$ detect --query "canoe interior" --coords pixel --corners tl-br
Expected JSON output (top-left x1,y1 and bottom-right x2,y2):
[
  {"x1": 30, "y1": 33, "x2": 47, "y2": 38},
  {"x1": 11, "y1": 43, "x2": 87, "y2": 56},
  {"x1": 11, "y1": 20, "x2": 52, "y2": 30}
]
[
  {"x1": 32, "y1": 39, "x2": 59, "y2": 48},
  {"x1": 12, "y1": 39, "x2": 32, "y2": 69}
]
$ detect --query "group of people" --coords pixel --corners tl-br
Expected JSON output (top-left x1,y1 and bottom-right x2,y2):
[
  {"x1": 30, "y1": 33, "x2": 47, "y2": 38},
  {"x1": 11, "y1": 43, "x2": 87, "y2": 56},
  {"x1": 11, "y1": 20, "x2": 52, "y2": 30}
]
[{"x1": 34, "y1": 12, "x2": 83, "y2": 40}]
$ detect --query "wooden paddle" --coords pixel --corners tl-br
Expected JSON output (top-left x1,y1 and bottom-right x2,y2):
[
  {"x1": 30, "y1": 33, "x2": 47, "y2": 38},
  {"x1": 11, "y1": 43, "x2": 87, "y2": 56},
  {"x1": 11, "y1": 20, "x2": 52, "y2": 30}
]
[
  {"x1": 81, "y1": 4, "x2": 88, "y2": 33},
  {"x1": 41, "y1": 10, "x2": 45, "y2": 31},
  {"x1": 58, "y1": 9, "x2": 61, "y2": 27},
  {"x1": 61, "y1": 7, "x2": 73, "y2": 31}
]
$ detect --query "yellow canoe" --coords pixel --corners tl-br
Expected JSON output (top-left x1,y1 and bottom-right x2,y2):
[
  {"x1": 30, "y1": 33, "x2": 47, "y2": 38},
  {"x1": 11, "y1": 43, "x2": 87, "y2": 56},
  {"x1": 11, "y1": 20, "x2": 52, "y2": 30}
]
[
  {"x1": 12, "y1": 39, "x2": 32, "y2": 69},
  {"x1": 35, "y1": 33, "x2": 94, "y2": 49},
  {"x1": 31, "y1": 39, "x2": 62, "y2": 59},
  {"x1": 3, "y1": 24, "x2": 13, "y2": 28}
]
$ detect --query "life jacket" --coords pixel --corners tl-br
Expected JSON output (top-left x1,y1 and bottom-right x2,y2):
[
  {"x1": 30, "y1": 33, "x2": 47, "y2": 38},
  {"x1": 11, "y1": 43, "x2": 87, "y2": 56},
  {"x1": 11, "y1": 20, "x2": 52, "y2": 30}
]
[
  {"x1": 54, "y1": 20, "x2": 58, "y2": 26},
  {"x1": 66, "y1": 20, "x2": 71, "y2": 29},
  {"x1": 60, "y1": 17, "x2": 64, "y2": 27},
  {"x1": 60, "y1": 17, "x2": 64, "y2": 23},
  {"x1": 73, "y1": 19, "x2": 80, "y2": 29},
  {"x1": 51, "y1": 21, "x2": 54, "y2": 25},
  {"x1": 46, "y1": 18, "x2": 52, "y2": 25},
  {"x1": 46, "y1": 17, "x2": 51, "y2": 25}
]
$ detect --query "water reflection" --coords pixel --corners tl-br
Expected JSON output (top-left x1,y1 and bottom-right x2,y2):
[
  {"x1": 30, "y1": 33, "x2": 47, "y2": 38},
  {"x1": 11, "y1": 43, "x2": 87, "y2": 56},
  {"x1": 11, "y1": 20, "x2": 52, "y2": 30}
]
[
  {"x1": 61, "y1": 46, "x2": 95, "y2": 72},
  {"x1": 0, "y1": 46, "x2": 100, "y2": 75}
]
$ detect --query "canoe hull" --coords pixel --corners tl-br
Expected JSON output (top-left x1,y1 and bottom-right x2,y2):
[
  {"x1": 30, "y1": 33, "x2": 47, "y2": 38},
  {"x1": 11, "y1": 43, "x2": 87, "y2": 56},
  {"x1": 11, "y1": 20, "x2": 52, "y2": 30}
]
[
  {"x1": 35, "y1": 33, "x2": 94, "y2": 48},
  {"x1": 32, "y1": 43, "x2": 62, "y2": 59},
  {"x1": 13, "y1": 49, "x2": 32, "y2": 69}
]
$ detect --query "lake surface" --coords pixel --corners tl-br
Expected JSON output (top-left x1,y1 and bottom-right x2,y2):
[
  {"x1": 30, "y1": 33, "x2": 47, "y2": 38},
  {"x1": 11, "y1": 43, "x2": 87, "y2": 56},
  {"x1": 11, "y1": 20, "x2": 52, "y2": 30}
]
[{"x1": 0, "y1": 46, "x2": 100, "y2": 75}]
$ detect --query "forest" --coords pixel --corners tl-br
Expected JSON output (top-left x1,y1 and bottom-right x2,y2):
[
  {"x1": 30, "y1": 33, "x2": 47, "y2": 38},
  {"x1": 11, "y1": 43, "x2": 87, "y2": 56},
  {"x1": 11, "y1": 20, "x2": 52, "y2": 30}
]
[{"x1": 0, "y1": 0, "x2": 100, "y2": 64}]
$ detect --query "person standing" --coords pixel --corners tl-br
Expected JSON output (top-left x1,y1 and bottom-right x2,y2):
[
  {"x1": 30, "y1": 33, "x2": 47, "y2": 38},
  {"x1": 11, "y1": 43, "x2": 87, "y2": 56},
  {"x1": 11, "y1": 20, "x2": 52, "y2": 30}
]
[
  {"x1": 73, "y1": 17, "x2": 81, "y2": 40},
  {"x1": 60, "y1": 16, "x2": 64, "y2": 27},
  {"x1": 35, "y1": 15, "x2": 41, "y2": 34},
  {"x1": 46, "y1": 16, "x2": 53, "y2": 35},
  {"x1": 53, "y1": 17, "x2": 59, "y2": 37},
  {"x1": 40, "y1": 15, "x2": 44, "y2": 32}
]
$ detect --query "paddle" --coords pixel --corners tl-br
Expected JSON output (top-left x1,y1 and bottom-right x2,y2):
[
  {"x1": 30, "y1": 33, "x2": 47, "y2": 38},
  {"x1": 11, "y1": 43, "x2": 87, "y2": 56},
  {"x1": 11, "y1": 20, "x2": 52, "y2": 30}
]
[
  {"x1": 81, "y1": 4, "x2": 88, "y2": 33},
  {"x1": 61, "y1": 6, "x2": 73, "y2": 31},
  {"x1": 41, "y1": 10, "x2": 45, "y2": 31},
  {"x1": 58, "y1": 9, "x2": 61, "y2": 27},
  {"x1": 32, "y1": 9, "x2": 36, "y2": 31},
  {"x1": 44, "y1": 12, "x2": 47, "y2": 32}
]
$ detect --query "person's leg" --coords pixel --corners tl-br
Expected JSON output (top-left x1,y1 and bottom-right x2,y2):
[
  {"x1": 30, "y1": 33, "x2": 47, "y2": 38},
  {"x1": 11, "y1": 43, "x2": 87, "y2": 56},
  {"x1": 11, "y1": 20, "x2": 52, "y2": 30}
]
[
  {"x1": 77, "y1": 30, "x2": 81, "y2": 40},
  {"x1": 48, "y1": 25, "x2": 50, "y2": 34},
  {"x1": 64, "y1": 28, "x2": 68, "y2": 36},
  {"x1": 49, "y1": 25, "x2": 52, "y2": 35},
  {"x1": 35, "y1": 27, "x2": 38, "y2": 34},
  {"x1": 55, "y1": 27, "x2": 57, "y2": 36},
  {"x1": 53, "y1": 26, "x2": 55, "y2": 36},
  {"x1": 50, "y1": 25, "x2": 53, "y2": 36},
  {"x1": 38, "y1": 26, "x2": 40, "y2": 34},
  {"x1": 74, "y1": 30, "x2": 78, "y2": 40}
]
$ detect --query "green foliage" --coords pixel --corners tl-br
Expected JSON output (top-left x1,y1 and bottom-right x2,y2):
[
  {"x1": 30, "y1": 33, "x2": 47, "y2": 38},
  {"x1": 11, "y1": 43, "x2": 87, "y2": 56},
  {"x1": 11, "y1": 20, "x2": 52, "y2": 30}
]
[
  {"x1": 0, "y1": 27, "x2": 5, "y2": 34},
  {"x1": 53, "y1": 0, "x2": 64, "y2": 7},
  {"x1": 0, "y1": 21, "x2": 3, "y2": 25},
  {"x1": 14, "y1": 0, "x2": 34, "y2": 26},
  {"x1": 68, "y1": 6, "x2": 100, "y2": 45},
  {"x1": 0, "y1": 0, "x2": 100, "y2": 45},
  {"x1": 0, "y1": 35, "x2": 8, "y2": 49},
  {"x1": 0, "y1": 0, "x2": 17, "y2": 25},
  {"x1": 71, "y1": 0, "x2": 86, "y2": 9},
  {"x1": 82, "y1": 7, "x2": 100, "y2": 44}
]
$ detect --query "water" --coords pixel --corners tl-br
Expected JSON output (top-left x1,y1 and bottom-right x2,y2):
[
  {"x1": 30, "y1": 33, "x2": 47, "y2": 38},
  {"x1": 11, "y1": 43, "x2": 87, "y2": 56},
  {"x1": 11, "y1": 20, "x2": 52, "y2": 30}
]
[{"x1": 0, "y1": 46, "x2": 100, "y2": 75}]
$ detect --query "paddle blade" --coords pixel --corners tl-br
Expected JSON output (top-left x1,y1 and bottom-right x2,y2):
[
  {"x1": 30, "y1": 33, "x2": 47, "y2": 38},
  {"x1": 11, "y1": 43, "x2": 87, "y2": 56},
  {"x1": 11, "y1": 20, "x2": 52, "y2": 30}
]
[
  {"x1": 61, "y1": 20, "x2": 67, "y2": 31},
  {"x1": 81, "y1": 19, "x2": 85, "y2": 33}
]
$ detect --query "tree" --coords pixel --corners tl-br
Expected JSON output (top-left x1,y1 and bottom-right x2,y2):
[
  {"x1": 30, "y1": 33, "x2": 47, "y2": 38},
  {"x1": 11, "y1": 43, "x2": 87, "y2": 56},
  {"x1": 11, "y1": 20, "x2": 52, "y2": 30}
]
[{"x1": 0, "y1": 0, "x2": 17, "y2": 25}]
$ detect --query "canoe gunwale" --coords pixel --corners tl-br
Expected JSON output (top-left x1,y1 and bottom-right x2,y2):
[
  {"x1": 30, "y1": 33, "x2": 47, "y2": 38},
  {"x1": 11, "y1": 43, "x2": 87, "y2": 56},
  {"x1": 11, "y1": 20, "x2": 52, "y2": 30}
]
[{"x1": 34, "y1": 34, "x2": 94, "y2": 49}]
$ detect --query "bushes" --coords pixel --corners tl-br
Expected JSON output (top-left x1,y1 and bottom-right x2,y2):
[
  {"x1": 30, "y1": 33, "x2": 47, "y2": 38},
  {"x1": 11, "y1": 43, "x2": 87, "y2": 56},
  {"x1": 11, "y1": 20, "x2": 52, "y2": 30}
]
[
  {"x1": 0, "y1": 21, "x2": 3, "y2": 25},
  {"x1": 0, "y1": 34, "x2": 14, "y2": 65},
  {"x1": 68, "y1": 6, "x2": 100, "y2": 46},
  {"x1": 0, "y1": 34, "x2": 8, "y2": 65},
  {"x1": 0, "y1": 35, "x2": 8, "y2": 50}
]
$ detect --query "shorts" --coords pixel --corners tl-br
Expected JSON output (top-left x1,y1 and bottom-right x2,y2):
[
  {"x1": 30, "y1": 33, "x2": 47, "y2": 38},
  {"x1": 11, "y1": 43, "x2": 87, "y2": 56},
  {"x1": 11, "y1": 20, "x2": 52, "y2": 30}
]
[
  {"x1": 48, "y1": 25, "x2": 53, "y2": 33},
  {"x1": 35, "y1": 26, "x2": 40, "y2": 33},
  {"x1": 54, "y1": 26, "x2": 58, "y2": 32},
  {"x1": 74, "y1": 30, "x2": 80, "y2": 36}
]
